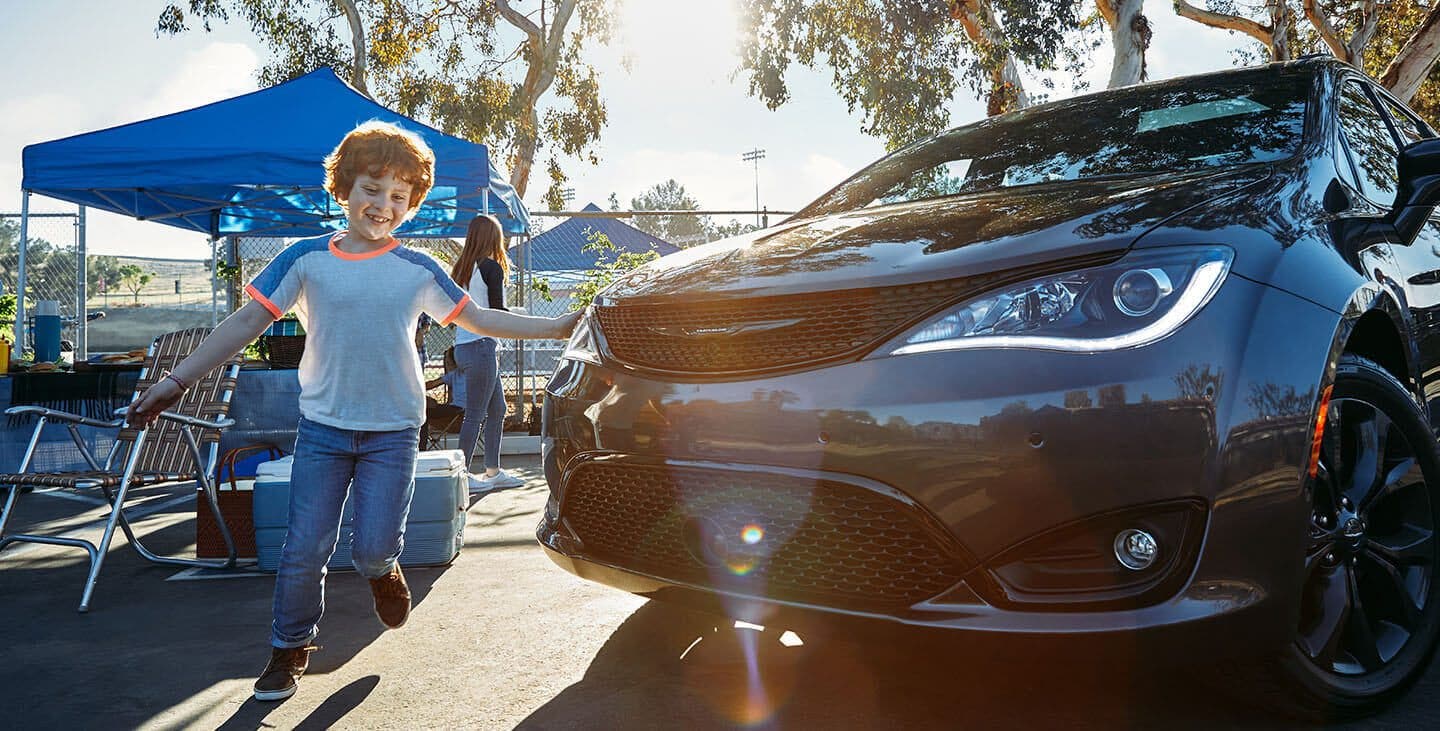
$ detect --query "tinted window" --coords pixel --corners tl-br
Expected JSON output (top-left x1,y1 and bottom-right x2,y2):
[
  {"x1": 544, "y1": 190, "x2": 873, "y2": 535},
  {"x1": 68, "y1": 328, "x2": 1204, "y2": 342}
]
[
  {"x1": 1337, "y1": 81, "x2": 1400, "y2": 203},
  {"x1": 1383, "y1": 97, "x2": 1431, "y2": 146},
  {"x1": 800, "y1": 69, "x2": 1310, "y2": 218}
]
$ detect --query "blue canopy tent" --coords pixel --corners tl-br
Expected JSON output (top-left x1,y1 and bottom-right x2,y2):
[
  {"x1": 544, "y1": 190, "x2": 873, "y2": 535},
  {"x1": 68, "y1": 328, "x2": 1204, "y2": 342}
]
[
  {"x1": 17, "y1": 67, "x2": 529, "y2": 347},
  {"x1": 21, "y1": 68, "x2": 528, "y2": 237}
]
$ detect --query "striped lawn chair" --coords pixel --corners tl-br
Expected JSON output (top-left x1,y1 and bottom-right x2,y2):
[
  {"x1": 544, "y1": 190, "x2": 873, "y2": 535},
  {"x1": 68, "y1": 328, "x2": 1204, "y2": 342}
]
[{"x1": 0, "y1": 328, "x2": 243, "y2": 612}]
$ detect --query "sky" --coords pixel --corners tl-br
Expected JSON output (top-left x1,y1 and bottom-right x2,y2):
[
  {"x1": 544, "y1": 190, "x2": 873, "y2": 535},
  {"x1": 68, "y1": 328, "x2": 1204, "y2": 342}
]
[{"x1": 1, "y1": 1, "x2": 1249, "y2": 260}]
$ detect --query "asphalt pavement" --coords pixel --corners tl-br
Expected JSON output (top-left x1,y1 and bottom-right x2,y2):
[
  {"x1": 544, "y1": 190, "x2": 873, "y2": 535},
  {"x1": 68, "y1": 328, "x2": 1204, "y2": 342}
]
[{"x1": 3, "y1": 455, "x2": 1440, "y2": 729}]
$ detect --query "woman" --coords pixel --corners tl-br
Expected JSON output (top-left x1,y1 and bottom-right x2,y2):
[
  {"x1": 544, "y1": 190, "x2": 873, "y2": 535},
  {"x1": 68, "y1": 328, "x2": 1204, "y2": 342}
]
[{"x1": 450, "y1": 214, "x2": 525, "y2": 492}]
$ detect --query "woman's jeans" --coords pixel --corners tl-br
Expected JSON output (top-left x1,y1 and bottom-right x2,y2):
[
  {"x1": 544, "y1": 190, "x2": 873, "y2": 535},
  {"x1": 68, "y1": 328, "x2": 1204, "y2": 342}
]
[
  {"x1": 271, "y1": 417, "x2": 419, "y2": 648},
  {"x1": 455, "y1": 337, "x2": 506, "y2": 470}
]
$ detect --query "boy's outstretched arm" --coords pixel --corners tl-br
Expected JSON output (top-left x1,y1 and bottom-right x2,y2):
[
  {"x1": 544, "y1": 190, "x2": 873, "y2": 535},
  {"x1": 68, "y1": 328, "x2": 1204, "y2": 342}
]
[
  {"x1": 125, "y1": 300, "x2": 275, "y2": 427},
  {"x1": 451, "y1": 301, "x2": 582, "y2": 341}
]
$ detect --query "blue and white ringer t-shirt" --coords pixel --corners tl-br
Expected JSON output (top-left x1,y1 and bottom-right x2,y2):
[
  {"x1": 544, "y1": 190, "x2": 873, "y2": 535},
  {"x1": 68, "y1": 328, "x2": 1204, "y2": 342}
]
[{"x1": 245, "y1": 231, "x2": 471, "y2": 431}]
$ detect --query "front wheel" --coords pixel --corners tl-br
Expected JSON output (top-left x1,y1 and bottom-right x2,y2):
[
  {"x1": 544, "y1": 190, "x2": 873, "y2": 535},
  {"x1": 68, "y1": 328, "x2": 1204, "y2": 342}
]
[{"x1": 1272, "y1": 354, "x2": 1440, "y2": 717}]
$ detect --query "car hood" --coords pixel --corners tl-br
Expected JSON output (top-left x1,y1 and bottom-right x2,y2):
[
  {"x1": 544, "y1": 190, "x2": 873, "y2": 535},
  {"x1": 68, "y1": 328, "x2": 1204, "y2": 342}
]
[{"x1": 603, "y1": 167, "x2": 1273, "y2": 300}]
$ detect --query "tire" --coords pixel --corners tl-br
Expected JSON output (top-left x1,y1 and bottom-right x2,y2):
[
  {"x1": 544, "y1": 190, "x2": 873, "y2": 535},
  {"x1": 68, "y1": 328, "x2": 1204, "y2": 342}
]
[{"x1": 1260, "y1": 353, "x2": 1440, "y2": 719}]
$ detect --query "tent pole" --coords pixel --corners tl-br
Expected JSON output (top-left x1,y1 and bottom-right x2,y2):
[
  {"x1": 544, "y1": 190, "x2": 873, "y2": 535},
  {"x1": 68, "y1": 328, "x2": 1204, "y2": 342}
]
[
  {"x1": 209, "y1": 211, "x2": 220, "y2": 327},
  {"x1": 15, "y1": 191, "x2": 29, "y2": 353},
  {"x1": 76, "y1": 205, "x2": 88, "y2": 360},
  {"x1": 210, "y1": 236, "x2": 219, "y2": 327}
]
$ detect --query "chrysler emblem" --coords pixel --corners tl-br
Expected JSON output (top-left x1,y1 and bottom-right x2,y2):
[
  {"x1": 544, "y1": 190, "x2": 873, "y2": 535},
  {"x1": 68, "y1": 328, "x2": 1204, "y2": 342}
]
[{"x1": 649, "y1": 318, "x2": 803, "y2": 339}]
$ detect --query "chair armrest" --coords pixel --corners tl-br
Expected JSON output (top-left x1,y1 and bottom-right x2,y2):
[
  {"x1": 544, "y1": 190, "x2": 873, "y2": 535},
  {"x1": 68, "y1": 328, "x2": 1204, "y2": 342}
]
[
  {"x1": 158, "y1": 411, "x2": 236, "y2": 430},
  {"x1": 4, "y1": 405, "x2": 123, "y2": 428},
  {"x1": 111, "y1": 407, "x2": 236, "y2": 430}
]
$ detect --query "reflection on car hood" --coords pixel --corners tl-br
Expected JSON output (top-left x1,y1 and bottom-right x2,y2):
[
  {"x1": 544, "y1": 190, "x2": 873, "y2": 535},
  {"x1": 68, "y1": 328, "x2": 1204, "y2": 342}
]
[{"x1": 604, "y1": 167, "x2": 1273, "y2": 300}]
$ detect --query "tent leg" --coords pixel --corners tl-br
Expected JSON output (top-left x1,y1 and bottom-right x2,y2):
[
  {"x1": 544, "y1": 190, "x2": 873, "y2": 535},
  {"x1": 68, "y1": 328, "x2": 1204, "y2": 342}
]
[
  {"x1": 15, "y1": 191, "x2": 29, "y2": 351},
  {"x1": 76, "y1": 205, "x2": 87, "y2": 360}
]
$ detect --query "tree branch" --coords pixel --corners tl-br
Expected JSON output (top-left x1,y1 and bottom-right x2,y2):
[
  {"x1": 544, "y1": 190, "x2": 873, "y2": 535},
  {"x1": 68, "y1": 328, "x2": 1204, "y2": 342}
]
[
  {"x1": 1347, "y1": 0, "x2": 1380, "y2": 63},
  {"x1": 1095, "y1": 0, "x2": 1117, "y2": 27},
  {"x1": 1172, "y1": 0, "x2": 1271, "y2": 45},
  {"x1": 334, "y1": 0, "x2": 368, "y2": 95},
  {"x1": 952, "y1": 0, "x2": 1030, "y2": 114},
  {"x1": 537, "y1": 0, "x2": 579, "y2": 94},
  {"x1": 1380, "y1": 4, "x2": 1440, "y2": 102},
  {"x1": 1302, "y1": 0, "x2": 1346, "y2": 61},
  {"x1": 496, "y1": 0, "x2": 542, "y2": 40}
]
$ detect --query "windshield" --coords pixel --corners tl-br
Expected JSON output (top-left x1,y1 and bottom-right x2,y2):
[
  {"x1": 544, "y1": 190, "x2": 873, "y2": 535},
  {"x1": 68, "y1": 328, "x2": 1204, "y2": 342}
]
[{"x1": 799, "y1": 69, "x2": 1312, "y2": 218}]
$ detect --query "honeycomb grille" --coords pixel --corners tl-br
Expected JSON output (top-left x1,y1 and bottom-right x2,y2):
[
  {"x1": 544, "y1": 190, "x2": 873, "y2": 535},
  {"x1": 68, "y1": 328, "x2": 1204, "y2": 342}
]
[
  {"x1": 561, "y1": 460, "x2": 969, "y2": 608},
  {"x1": 594, "y1": 279, "x2": 975, "y2": 375}
]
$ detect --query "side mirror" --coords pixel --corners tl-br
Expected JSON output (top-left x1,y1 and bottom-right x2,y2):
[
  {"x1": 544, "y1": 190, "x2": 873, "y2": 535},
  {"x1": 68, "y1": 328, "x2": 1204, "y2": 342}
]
[{"x1": 1388, "y1": 138, "x2": 1440, "y2": 244}]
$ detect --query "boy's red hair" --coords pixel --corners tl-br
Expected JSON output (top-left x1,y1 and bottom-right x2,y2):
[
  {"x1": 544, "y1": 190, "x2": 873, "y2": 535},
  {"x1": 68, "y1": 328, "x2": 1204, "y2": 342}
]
[{"x1": 324, "y1": 121, "x2": 435, "y2": 212}]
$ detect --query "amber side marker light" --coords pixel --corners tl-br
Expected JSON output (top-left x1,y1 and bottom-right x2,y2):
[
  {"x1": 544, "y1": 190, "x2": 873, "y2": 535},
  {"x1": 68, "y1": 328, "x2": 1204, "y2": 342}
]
[{"x1": 1308, "y1": 384, "x2": 1334, "y2": 480}]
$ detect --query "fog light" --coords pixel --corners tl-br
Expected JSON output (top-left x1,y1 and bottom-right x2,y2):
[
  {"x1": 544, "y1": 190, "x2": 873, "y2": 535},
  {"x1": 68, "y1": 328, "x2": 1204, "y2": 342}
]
[{"x1": 1113, "y1": 529, "x2": 1159, "y2": 570}]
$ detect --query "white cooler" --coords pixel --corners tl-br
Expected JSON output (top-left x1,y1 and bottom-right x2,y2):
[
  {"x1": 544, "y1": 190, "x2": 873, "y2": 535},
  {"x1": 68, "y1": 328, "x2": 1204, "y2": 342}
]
[{"x1": 253, "y1": 450, "x2": 467, "y2": 572}]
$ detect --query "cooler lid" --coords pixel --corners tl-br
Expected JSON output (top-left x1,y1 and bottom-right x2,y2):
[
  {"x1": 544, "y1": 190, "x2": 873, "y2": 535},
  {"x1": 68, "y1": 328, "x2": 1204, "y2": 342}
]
[
  {"x1": 416, "y1": 449, "x2": 465, "y2": 473},
  {"x1": 253, "y1": 451, "x2": 462, "y2": 480},
  {"x1": 255, "y1": 455, "x2": 293, "y2": 480}
]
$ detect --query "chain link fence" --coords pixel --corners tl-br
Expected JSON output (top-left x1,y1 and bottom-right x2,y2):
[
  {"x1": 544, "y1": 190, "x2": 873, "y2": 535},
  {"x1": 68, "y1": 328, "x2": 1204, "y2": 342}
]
[{"x1": 0, "y1": 212, "x2": 81, "y2": 354}]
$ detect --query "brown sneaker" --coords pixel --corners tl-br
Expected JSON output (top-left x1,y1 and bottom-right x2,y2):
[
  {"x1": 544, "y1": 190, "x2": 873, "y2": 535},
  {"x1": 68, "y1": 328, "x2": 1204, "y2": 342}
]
[
  {"x1": 253, "y1": 645, "x2": 317, "y2": 702},
  {"x1": 369, "y1": 564, "x2": 411, "y2": 629}
]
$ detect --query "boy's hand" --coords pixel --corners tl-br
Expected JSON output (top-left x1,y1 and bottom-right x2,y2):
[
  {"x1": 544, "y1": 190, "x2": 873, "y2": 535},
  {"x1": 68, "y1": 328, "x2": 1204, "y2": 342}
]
[
  {"x1": 126, "y1": 379, "x2": 184, "y2": 428},
  {"x1": 551, "y1": 310, "x2": 583, "y2": 339}
]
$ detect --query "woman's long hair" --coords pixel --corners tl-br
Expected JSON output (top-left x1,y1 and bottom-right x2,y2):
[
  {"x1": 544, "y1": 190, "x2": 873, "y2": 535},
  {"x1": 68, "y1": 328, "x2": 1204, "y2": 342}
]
[{"x1": 450, "y1": 214, "x2": 510, "y2": 285}]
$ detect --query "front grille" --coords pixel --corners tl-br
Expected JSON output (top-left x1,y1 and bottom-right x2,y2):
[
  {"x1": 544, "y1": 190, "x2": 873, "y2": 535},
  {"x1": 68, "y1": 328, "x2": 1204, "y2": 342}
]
[
  {"x1": 561, "y1": 460, "x2": 970, "y2": 608},
  {"x1": 594, "y1": 279, "x2": 975, "y2": 375}
]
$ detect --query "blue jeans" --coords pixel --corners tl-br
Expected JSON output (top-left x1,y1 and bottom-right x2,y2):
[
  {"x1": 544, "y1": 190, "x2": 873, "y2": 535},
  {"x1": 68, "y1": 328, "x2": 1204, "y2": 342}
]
[
  {"x1": 271, "y1": 417, "x2": 419, "y2": 648},
  {"x1": 455, "y1": 338, "x2": 506, "y2": 470}
]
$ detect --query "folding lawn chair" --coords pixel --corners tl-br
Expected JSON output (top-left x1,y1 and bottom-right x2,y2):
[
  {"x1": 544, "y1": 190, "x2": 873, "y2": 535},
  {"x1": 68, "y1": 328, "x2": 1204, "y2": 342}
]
[{"x1": 0, "y1": 328, "x2": 243, "y2": 611}]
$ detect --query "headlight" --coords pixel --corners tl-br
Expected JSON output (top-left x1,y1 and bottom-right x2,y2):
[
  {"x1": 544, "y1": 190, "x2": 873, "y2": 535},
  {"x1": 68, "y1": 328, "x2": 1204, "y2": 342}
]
[
  {"x1": 876, "y1": 246, "x2": 1232, "y2": 356},
  {"x1": 561, "y1": 306, "x2": 601, "y2": 365}
]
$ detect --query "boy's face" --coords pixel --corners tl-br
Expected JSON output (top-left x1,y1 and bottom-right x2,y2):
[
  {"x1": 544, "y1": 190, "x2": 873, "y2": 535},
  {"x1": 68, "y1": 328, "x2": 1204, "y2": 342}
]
[{"x1": 344, "y1": 170, "x2": 414, "y2": 242}]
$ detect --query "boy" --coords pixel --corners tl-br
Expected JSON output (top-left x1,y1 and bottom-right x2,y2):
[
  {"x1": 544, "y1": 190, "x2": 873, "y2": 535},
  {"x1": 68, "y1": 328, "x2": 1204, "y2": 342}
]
[{"x1": 126, "y1": 120, "x2": 580, "y2": 701}]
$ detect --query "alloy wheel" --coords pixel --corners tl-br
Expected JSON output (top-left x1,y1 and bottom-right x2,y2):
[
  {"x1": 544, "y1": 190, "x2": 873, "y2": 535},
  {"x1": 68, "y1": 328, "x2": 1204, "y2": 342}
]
[{"x1": 1298, "y1": 395, "x2": 1437, "y2": 676}]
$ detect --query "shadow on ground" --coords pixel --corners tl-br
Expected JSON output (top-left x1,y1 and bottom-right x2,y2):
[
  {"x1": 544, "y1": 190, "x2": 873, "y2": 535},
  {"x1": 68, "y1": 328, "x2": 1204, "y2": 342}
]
[
  {"x1": 518, "y1": 599, "x2": 1437, "y2": 730},
  {"x1": 0, "y1": 494, "x2": 447, "y2": 729}
]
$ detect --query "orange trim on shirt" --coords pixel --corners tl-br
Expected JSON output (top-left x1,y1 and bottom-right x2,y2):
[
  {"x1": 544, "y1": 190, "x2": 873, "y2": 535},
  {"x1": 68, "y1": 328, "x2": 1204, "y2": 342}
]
[
  {"x1": 440, "y1": 294, "x2": 472, "y2": 326},
  {"x1": 327, "y1": 230, "x2": 400, "y2": 260},
  {"x1": 244, "y1": 283, "x2": 283, "y2": 319}
]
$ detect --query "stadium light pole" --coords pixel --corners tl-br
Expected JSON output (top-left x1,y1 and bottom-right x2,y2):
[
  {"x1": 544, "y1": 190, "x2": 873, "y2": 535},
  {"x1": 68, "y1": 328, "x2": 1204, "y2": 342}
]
[{"x1": 742, "y1": 148, "x2": 765, "y2": 227}]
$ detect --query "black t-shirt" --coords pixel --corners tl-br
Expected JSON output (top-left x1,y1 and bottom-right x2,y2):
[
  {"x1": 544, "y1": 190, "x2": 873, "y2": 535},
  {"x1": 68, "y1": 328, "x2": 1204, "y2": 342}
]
[{"x1": 476, "y1": 258, "x2": 509, "y2": 311}]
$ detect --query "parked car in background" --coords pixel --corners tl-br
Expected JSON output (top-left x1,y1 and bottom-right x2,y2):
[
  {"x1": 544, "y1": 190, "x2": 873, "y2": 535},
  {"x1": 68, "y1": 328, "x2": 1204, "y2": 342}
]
[{"x1": 539, "y1": 58, "x2": 1440, "y2": 716}]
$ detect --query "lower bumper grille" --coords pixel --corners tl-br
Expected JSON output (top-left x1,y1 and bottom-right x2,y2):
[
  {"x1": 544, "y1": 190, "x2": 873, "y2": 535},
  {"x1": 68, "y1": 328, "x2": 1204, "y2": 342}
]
[{"x1": 560, "y1": 459, "x2": 970, "y2": 608}]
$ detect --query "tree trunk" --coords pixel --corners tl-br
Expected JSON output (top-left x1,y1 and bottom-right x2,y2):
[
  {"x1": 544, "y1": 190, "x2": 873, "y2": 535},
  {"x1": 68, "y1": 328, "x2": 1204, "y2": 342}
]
[
  {"x1": 1173, "y1": 0, "x2": 1283, "y2": 59},
  {"x1": 1105, "y1": 0, "x2": 1149, "y2": 88},
  {"x1": 496, "y1": 0, "x2": 580, "y2": 198},
  {"x1": 1381, "y1": 5, "x2": 1440, "y2": 103},
  {"x1": 952, "y1": 0, "x2": 1030, "y2": 115},
  {"x1": 334, "y1": 0, "x2": 368, "y2": 95},
  {"x1": 1269, "y1": 0, "x2": 1292, "y2": 61}
]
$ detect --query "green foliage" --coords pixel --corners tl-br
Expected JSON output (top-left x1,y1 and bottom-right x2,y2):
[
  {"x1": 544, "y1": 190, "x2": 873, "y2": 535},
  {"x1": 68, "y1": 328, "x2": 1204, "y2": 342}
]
[
  {"x1": 737, "y1": 0, "x2": 1084, "y2": 149},
  {"x1": 537, "y1": 227, "x2": 659, "y2": 311},
  {"x1": 627, "y1": 179, "x2": 760, "y2": 246},
  {"x1": 117, "y1": 264, "x2": 156, "y2": 303},
  {"x1": 157, "y1": 0, "x2": 621, "y2": 198},
  {"x1": 629, "y1": 179, "x2": 708, "y2": 244},
  {"x1": 213, "y1": 260, "x2": 243, "y2": 283},
  {"x1": 0, "y1": 294, "x2": 19, "y2": 335},
  {"x1": 88, "y1": 255, "x2": 123, "y2": 294}
]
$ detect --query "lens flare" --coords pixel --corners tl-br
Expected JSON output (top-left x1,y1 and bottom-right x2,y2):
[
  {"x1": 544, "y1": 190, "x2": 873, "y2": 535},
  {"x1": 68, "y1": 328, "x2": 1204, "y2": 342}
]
[
  {"x1": 727, "y1": 556, "x2": 757, "y2": 575},
  {"x1": 741, "y1": 524, "x2": 764, "y2": 545}
]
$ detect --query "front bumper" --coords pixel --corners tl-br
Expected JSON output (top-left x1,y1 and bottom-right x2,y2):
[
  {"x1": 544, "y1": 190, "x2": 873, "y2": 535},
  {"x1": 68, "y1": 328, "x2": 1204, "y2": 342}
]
[{"x1": 538, "y1": 274, "x2": 1340, "y2": 652}]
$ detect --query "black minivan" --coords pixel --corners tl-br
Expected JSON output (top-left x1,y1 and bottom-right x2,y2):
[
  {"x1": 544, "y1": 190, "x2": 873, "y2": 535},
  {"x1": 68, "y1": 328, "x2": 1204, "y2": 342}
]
[{"x1": 540, "y1": 58, "x2": 1440, "y2": 715}]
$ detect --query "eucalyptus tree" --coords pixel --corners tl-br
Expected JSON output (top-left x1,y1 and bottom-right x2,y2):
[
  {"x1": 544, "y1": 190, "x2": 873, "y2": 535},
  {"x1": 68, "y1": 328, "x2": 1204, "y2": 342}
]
[
  {"x1": 157, "y1": 0, "x2": 622, "y2": 207},
  {"x1": 1173, "y1": 1, "x2": 1440, "y2": 116},
  {"x1": 737, "y1": 0, "x2": 1084, "y2": 149}
]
